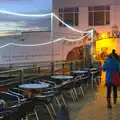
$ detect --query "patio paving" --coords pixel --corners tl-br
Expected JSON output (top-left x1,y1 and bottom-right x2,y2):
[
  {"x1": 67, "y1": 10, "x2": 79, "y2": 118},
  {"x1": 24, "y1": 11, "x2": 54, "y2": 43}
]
[
  {"x1": 69, "y1": 74, "x2": 120, "y2": 120},
  {"x1": 25, "y1": 72, "x2": 120, "y2": 120}
]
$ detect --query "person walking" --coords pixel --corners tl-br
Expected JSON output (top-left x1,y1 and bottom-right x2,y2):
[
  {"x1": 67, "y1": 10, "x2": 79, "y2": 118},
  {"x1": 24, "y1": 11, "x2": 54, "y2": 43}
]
[
  {"x1": 102, "y1": 54, "x2": 119, "y2": 109},
  {"x1": 110, "y1": 49, "x2": 118, "y2": 60}
]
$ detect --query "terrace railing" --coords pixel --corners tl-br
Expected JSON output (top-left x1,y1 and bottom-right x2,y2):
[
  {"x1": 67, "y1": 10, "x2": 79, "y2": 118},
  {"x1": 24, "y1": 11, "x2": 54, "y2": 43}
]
[{"x1": 0, "y1": 60, "x2": 86, "y2": 87}]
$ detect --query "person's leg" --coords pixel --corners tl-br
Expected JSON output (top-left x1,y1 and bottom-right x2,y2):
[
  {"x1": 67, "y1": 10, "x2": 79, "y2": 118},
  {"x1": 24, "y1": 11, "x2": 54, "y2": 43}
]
[
  {"x1": 113, "y1": 86, "x2": 117, "y2": 104},
  {"x1": 107, "y1": 85, "x2": 112, "y2": 108}
]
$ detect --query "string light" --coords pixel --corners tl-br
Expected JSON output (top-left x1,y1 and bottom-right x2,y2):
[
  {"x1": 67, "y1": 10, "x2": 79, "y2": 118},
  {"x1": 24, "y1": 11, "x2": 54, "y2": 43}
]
[
  {"x1": 0, "y1": 32, "x2": 91, "y2": 48},
  {"x1": 0, "y1": 10, "x2": 93, "y2": 48},
  {"x1": 0, "y1": 10, "x2": 91, "y2": 33},
  {"x1": 52, "y1": 13, "x2": 90, "y2": 34},
  {"x1": 0, "y1": 10, "x2": 51, "y2": 17},
  {"x1": 64, "y1": 32, "x2": 91, "y2": 41}
]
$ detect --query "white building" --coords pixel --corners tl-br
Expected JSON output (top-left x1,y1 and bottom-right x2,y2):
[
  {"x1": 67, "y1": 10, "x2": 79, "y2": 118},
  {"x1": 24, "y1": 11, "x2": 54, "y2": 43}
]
[
  {"x1": 53, "y1": 0, "x2": 120, "y2": 32},
  {"x1": 0, "y1": 30, "x2": 81, "y2": 65},
  {"x1": 53, "y1": 0, "x2": 120, "y2": 56}
]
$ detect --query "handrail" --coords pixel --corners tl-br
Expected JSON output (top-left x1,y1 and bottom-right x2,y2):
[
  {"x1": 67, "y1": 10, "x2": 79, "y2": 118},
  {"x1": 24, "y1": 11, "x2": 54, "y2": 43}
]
[
  {"x1": 0, "y1": 59, "x2": 82, "y2": 87},
  {"x1": 0, "y1": 60, "x2": 81, "y2": 74}
]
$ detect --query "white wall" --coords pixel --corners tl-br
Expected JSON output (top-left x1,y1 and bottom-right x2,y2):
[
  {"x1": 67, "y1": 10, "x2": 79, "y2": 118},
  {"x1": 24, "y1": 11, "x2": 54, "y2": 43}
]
[{"x1": 0, "y1": 31, "x2": 81, "y2": 64}]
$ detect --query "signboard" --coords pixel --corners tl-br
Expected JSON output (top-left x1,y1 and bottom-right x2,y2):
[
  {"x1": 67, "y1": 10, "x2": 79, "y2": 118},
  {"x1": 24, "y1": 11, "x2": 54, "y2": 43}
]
[
  {"x1": 107, "y1": 31, "x2": 120, "y2": 38},
  {"x1": 98, "y1": 31, "x2": 120, "y2": 39}
]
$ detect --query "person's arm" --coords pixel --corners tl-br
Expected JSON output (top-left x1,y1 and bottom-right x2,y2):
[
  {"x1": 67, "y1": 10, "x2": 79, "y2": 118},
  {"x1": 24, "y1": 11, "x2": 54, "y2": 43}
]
[{"x1": 102, "y1": 60, "x2": 109, "y2": 72}]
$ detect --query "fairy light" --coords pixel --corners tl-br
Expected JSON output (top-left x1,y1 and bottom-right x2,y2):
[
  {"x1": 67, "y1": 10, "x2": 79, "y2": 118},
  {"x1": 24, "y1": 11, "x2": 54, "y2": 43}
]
[
  {"x1": 52, "y1": 13, "x2": 90, "y2": 34},
  {"x1": 0, "y1": 32, "x2": 92, "y2": 48},
  {"x1": 64, "y1": 32, "x2": 91, "y2": 41},
  {"x1": 0, "y1": 43, "x2": 12, "y2": 49},
  {"x1": 0, "y1": 10, "x2": 91, "y2": 33},
  {"x1": 0, "y1": 10, "x2": 51, "y2": 17},
  {"x1": 0, "y1": 10, "x2": 93, "y2": 49}
]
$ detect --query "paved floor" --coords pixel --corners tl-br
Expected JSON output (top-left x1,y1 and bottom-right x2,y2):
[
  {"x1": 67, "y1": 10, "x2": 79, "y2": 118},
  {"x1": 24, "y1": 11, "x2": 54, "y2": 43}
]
[
  {"x1": 68, "y1": 73, "x2": 120, "y2": 120},
  {"x1": 29, "y1": 73, "x2": 120, "y2": 120}
]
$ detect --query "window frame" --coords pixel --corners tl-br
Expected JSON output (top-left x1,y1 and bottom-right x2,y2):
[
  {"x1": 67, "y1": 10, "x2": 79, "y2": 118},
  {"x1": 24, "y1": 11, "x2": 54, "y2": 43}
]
[
  {"x1": 88, "y1": 5, "x2": 110, "y2": 26},
  {"x1": 58, "y1": 7, "x2": 79, "y2": 27}
]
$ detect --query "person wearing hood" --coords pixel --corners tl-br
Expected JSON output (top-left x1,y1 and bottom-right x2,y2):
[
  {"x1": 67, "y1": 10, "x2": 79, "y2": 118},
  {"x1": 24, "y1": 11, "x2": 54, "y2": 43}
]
[{"x1": 102, "y1": 53, "x2": 119, "y2": 108}]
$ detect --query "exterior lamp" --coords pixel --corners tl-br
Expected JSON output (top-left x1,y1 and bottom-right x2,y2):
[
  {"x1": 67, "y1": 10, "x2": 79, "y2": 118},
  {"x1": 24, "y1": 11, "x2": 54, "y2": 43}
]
[
  {"x1": 101, "y1": 34, "x2": 107, "y2": 39},
  {"x1": 102, "y1": 34, "x2": 105, "y2": 38}
]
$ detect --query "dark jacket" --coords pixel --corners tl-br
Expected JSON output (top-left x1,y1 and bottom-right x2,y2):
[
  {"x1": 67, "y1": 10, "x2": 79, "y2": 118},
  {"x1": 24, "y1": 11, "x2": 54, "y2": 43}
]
[{"x1": 102, "y1": 55, "x2": 119, "y2": 85}]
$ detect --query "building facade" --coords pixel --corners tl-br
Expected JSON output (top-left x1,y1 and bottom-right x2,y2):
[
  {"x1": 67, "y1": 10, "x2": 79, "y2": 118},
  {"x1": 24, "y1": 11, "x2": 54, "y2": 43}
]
[{"x1": 53, "y1": 0, "x2": 120, "y2": 58}]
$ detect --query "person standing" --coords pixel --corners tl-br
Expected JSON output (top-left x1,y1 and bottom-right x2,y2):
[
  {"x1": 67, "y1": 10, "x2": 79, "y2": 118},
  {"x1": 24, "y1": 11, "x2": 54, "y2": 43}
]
[
  {"x1": 110, "y1": 49, "x2": 118, "y2": 60},
  {"x1": 102, "y1": 54, "x2": 119, "y2": 108}
]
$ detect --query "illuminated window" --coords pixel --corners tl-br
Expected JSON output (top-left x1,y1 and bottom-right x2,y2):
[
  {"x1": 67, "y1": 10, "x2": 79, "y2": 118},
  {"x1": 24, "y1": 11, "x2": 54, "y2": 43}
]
[
  {"x1": 88, "y1": 5, "x2": 110, "y2": 26},
  {"x1": 58, "y1": 7, "x2": 79, "y2": 27}
]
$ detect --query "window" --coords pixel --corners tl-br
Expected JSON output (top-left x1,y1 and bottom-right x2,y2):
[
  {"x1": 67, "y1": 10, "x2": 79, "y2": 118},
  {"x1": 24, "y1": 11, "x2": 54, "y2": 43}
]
[
  {"x1": 58, "y1": 7, "x2": 79, "y2": 27},
  {"x1": 88, "y1": 5, "x2": 110, "y2": 26}
]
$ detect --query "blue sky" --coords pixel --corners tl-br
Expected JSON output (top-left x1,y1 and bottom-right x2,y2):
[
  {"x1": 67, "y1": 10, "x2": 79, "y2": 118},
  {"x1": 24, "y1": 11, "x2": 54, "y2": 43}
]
[{"x1": 0, "y1": 0, "x2": 52, "y2": 35}]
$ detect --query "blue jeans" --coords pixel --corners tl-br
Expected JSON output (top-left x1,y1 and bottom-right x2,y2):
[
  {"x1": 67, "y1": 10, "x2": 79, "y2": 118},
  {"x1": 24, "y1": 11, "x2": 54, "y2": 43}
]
[{"x1": 107, "y1": 85, "x2": 117, "y2": 98}]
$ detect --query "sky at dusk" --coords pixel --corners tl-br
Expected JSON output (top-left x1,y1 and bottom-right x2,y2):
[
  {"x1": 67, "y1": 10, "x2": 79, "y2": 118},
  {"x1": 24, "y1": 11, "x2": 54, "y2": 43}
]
[{"x1": 0, "y1": 0, "x2": 52, "y2": 35}]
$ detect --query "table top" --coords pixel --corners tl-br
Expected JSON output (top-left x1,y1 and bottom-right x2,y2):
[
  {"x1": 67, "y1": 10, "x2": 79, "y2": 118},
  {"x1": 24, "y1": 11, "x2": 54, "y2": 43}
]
[
  {"x1": 51, "y1": 75, "x2": 73, "y2": 80},
  {"x1": 71, "y1": 70, "x2": 88, "y2": 74},
  {"x1": 19, "y1": 83, "x2": 49, "y2": 89}
]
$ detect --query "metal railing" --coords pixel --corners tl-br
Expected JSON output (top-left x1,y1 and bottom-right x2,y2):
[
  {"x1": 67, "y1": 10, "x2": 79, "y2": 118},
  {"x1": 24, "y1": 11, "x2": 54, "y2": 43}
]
[{"x1": 0, "y1": 60, "x2": 86, "y2": 87}]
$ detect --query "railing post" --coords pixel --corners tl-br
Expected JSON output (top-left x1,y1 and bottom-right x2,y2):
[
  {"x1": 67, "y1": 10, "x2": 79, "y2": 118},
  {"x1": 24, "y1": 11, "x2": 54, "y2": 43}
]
[
  {"x1": 38, "y1": 67, "x2": 40, "y2": 74},
  {"x1": 62, "y1": 62, "x2": 64, "y2": 75},
  {"x1": 51, "y1": 62, "x2": 54, "y2": 75},
  {"x1": 81, "y1": 60, "x2": 83, "y2": 69},
  {"x1": 78, "y1": 61, "x2": 80, "y2": 69},
  {"x1": 9, "y1": 64, "x2": 13, "y2": 77},
  {"x1": 70, "y1": 62, "x2": 73, "y2": 71},
  {"x1": 33, "y1": 63, "x2": 37, "y2": 73},
  {"x1": 20, "y1": 69, "x2": 24, "y2": 84},
  {"x1": 75, "y1": 61, "x2": 79, "y2": 70}
]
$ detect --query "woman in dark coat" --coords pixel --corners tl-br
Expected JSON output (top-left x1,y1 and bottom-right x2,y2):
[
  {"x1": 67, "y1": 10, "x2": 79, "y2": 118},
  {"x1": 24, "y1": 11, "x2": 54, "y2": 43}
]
[{"x1": 102, "y1": 54, "x2": 119, "y2": 108}]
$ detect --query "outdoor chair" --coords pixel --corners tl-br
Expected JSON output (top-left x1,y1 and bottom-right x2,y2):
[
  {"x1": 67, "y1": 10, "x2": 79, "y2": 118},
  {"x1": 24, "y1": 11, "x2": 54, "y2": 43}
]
[
  {"x1": 41, "y1": 83, "x2": 67, "y2": 109},
  {"x1": 90, "y1": 70, "x2": 100, "y2": 89},
  {"x1": 35, "y1": 92, "x2": 56, "y2": 120},
  {"x1": 30, "y1": 79, "x2": 65, "y2": 108},
  {"x1": 29, "y1": 79, "x2": 57, "y2": 120},
  {"x1": 61, "y1": 80, "x2": 77, "y2": 102},
  {"x1": 0, "y1": 91, "x2": 39, "y2": 120},
  {"x1": 0, "y1": 92, "x2": 20, "y2": 107},
  {"x1": 8, "y1": 88, "x2": 27, "y2": 99},
  {"x1": 53, "y1": 84, "x2": 67, "y2": 108},
  {"x1": 16, "y1": 98, "x2": 39, "y2": 120},
  {"x1": 0, "y1": 107, "x2": 19, "y2": 120},
  {"x1": 73, "y1": 75, "x2": 90, "y2": 98}
]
